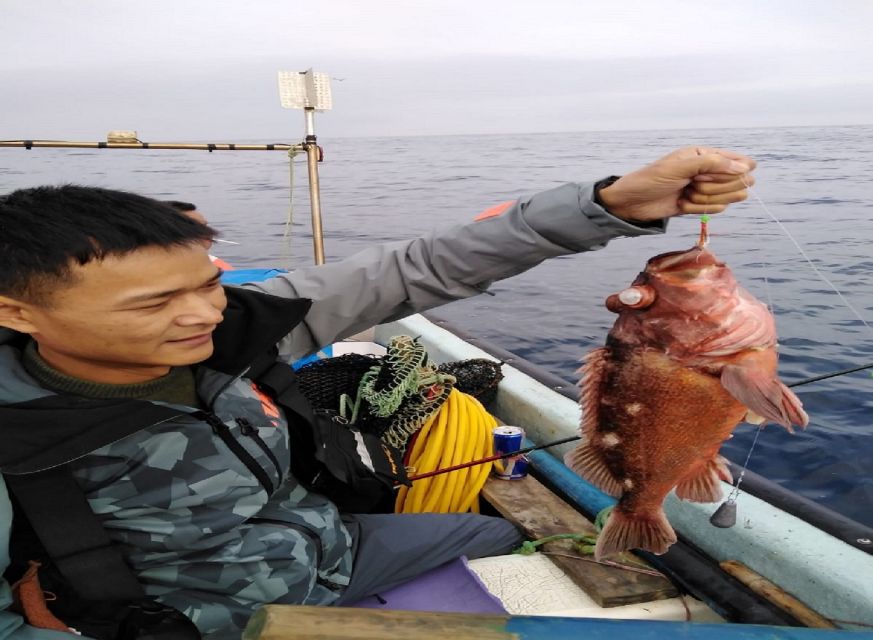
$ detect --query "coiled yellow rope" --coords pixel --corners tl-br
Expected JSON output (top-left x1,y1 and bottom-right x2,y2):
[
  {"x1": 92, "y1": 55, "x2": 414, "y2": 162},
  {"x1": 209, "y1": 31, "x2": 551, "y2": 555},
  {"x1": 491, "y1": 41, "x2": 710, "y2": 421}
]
[{"x1": 396, "y1": 389, "x2": 497, "y2": 514}]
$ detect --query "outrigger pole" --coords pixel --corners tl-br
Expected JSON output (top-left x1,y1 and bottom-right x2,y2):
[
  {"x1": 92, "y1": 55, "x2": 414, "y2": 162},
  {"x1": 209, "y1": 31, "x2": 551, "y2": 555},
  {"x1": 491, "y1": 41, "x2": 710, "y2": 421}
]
[
  {"x1": 1, "y1": 68, "x2": 334, "y2": 266},
  {"x1": 0, "y1": 140, "x2": 302, "y2": 152}
]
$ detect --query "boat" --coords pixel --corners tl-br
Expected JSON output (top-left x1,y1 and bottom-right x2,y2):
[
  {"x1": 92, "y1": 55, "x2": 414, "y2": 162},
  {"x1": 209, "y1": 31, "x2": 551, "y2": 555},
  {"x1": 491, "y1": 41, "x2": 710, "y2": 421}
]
[
  {"x1": 225, "y1": 268, "x2": 873, "y2": 639},
  {"x1": 3, "y1": 71, "x2": 872, "y2": 639}
]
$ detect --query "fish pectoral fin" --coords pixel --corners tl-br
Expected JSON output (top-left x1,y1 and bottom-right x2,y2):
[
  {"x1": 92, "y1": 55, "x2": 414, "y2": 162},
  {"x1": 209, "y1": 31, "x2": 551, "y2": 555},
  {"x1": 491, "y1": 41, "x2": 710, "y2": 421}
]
[
  {"x1": 674, "y1": 455, "x2": 732, "y2": 503},
  {"x1": 564, "y1": 440, "x2": 623, "y2": 497},
  {"x1": 595, "y1": 505, "x2": 677, "y2": 560},
  {"x1": 720, "y1": 364, "x2": 809, "y2": 432}
]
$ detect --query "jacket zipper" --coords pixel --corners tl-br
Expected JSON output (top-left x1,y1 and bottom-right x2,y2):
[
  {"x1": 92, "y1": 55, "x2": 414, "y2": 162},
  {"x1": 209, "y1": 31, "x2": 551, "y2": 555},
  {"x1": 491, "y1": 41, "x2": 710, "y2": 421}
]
[
  {"x1": 247, "y1": 517, "x2": 343, "y2": 591},
  {"x1": 197, "y1": 411, "x2": 274, "y2": 495},
  {"x1": 236, "y1": 417, "x2": 283, "y2": 483}
]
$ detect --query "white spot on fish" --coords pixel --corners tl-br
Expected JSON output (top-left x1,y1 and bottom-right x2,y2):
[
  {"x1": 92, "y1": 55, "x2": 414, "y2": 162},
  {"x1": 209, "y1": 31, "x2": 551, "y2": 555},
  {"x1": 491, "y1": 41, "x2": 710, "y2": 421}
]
[
  {"x1": 601, "y1": 432, "x2": 621, "y2": 447},
  {"x1": 623, "y1": 478, "x2": 634, "y2": 490},
  {"x1": 744, "y1": 410, "x2": 766, "y2": 425},
  {"x1": 625, "y1": 402, "x2": 644, "y2": 416}
]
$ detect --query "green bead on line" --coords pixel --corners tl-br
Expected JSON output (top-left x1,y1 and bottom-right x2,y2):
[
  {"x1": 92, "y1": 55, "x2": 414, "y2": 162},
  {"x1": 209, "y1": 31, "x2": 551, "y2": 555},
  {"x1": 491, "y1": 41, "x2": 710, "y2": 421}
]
[{"x1": 701, "y1": 214, "x2": 711, "y2": 223}]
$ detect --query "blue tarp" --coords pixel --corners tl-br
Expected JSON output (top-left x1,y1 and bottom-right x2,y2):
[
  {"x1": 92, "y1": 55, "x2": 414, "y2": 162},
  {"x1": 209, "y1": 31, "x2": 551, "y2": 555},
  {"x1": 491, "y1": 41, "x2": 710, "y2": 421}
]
[{"x1": 219, "y1": 268, "x2": 287, "y2": 285}]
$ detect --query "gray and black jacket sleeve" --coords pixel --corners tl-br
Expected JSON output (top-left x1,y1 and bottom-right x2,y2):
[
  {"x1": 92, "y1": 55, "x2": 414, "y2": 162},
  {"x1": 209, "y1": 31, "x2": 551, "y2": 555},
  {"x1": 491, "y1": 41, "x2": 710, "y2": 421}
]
[{"x1": 244, "y1": 180, "x2": 665, "y2": 360}]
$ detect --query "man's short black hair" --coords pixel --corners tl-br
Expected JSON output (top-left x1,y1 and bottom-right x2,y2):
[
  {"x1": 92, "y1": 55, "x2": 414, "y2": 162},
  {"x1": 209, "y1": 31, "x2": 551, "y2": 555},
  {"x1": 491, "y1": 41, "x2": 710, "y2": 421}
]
[{"x1": 0, "y1": 185, "x2": 217, "y2": 304}]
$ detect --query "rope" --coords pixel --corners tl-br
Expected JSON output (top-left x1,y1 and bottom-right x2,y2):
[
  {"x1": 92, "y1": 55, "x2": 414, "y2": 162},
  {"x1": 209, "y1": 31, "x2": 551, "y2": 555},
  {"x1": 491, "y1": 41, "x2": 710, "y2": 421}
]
[
  {"x1": 512, "y1": 506, "x2": 666, "y2": 578},
  {"x1": 339, "y1": 336, "x2": 455, "y2": 449},
  {"x1": 283, "y1": 147, "x2": 300, "y2": 270},
  {"x1": 513, "y1": 533, "x2": 598, "y2": 556},
  {"x1": 395, "y1": 389, "x2": 496, "y2": 513},
  {"x1": 360, "y1": 337, "x2": 430, "y2": 417}
]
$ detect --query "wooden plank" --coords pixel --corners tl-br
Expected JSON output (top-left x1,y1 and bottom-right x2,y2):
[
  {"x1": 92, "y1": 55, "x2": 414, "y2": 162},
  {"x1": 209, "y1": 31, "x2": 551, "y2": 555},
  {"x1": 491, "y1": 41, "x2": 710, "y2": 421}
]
[
  {"x1": 243, "y1": 606, "x2": 513, "y2": 640},
  {"x1": 481, "y1": 475, "x2": 678, "y2": 607},
  {"x1": 243, "y1": 605, "x2": 865, "y2": 640},
  {"x1": 719, "y1": 560, "x2": 837, "y2": 629}
]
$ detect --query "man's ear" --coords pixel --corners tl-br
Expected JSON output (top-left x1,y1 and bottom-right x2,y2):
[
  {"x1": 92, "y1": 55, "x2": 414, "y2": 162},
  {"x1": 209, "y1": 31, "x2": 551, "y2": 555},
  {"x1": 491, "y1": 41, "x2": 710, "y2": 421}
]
[{"x1": 0, "y1": 297, "x2": 39, "y2": 334}]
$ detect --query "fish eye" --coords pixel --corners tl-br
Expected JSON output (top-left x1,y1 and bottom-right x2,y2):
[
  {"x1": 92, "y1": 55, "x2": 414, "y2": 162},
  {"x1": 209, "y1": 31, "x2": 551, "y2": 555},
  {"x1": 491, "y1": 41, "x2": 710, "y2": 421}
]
[{"x1": 617, "y1": 286, "x2": 656, "y2": 309}]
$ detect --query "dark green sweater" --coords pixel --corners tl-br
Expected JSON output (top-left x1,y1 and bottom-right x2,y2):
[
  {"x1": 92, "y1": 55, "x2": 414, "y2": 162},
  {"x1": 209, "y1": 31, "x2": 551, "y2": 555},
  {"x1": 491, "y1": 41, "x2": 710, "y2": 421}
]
[{"x1": 22, "y1": 340, "x2": 202, "y2": 408}]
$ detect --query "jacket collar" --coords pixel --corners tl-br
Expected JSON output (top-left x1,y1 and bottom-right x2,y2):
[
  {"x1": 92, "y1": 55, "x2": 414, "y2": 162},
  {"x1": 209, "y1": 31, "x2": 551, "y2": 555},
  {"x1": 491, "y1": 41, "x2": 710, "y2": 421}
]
[{"x1": 205, "y1": 285, "x2": 312, "y2": 375}]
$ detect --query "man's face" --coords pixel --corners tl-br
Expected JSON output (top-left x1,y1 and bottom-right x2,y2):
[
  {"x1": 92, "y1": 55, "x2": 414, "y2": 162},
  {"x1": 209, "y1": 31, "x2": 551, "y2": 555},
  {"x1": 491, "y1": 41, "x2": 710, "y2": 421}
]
[{"x1": 12, "y1": 242, "x2": 227, "y2": 384}]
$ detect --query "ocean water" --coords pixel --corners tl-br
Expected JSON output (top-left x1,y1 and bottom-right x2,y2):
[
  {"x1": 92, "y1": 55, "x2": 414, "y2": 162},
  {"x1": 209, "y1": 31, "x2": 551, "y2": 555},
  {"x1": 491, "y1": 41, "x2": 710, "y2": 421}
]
[{"x1": 2, "y1": 125, "x2": 872, "y2": 528}]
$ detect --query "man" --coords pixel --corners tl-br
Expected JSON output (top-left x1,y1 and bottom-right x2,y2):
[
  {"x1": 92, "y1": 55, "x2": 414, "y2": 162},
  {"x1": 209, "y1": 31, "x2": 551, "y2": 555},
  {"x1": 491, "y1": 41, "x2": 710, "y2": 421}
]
[{"x1": 0, "y1": 147, "x2": 755, "y2": 639}]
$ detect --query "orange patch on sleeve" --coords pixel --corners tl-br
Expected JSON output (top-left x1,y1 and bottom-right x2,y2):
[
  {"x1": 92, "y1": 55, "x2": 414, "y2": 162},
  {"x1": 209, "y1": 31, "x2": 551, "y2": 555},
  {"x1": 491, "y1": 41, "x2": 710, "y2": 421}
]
[
  {"x1": 252, "y1": 383, "x2": 281, "y2": 421},
  {"x1": 473, "y1": 200, "x2": 515, "y2": 221}
]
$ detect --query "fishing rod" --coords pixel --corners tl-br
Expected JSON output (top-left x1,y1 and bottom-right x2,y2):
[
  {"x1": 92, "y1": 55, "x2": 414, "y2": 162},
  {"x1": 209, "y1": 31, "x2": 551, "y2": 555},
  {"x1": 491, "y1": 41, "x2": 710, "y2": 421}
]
[
  {"x1": 407, "y1": 435, "x2": 580, "y2": 481},
  {"x1": 407, "y1": 360, "x2": 873, "y2": 483},
  {"x1": 786, "y1": 361, "x2": 873, "y2": 388}
]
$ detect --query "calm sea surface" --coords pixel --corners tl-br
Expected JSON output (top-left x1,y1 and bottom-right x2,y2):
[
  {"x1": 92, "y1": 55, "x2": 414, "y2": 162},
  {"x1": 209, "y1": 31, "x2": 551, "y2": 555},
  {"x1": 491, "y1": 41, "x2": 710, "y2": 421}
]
[{"x1": 2, "y1": 125, "x2": 872, "y2": 527}]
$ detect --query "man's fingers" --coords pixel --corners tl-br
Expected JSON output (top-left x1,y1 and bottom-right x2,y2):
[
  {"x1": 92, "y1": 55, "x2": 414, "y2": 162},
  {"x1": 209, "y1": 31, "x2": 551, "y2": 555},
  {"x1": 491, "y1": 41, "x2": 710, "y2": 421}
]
[
  {"x1": 684, "y1": 189, "x2": 749, "y2": 206},
  {"x1": 668, "y1": 147, "x2": 755, "y2": 181},
  {"x1": 689, "y1": 146, "x2": 755, "y2": 165},
  {"x1": 691, "y1": 175, "x2": 755, "y2": 195},
  {"x1": 677, "y1": 199, "x2": 729, "y2": 215}
]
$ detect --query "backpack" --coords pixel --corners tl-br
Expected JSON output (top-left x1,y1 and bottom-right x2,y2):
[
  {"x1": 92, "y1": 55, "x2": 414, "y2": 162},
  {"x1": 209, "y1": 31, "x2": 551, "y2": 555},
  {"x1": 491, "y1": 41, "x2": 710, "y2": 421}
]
[{"x1": 245, "y1": 347, "x2": 410, "y2": 514}]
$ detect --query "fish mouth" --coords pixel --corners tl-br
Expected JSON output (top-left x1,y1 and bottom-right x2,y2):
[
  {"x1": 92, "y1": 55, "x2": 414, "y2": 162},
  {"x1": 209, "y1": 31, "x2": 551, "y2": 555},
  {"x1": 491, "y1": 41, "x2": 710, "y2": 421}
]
[{"x1": 647, "y1": 246, "x2": 724, "y2": 276}]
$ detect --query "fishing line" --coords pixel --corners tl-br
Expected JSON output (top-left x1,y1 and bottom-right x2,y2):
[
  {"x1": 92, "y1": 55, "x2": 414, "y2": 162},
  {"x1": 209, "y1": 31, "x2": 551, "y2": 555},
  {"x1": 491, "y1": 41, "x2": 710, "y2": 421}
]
[
  {"x1": 709, "y1": 424, "x2": 763, "y2": 529},
  {"x1": 709, "y1": 177, "x2": 872, "y2": 528},
  {"x1": 696, "y1": 205, "x2": 769, "y2": 528},
  {"x1": 741, "y1": 177, "x2": 873, "y2": 338}
]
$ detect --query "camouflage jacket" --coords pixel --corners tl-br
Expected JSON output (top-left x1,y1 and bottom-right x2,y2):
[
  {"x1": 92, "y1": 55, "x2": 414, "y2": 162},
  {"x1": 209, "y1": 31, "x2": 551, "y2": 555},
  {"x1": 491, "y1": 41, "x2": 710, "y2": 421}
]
[
  {"x1": 1, "y1": 289, "x2": 353, "y2": 639},
  {"x1": 0, "y1": 181, "x2": 666, "y2": 639}
]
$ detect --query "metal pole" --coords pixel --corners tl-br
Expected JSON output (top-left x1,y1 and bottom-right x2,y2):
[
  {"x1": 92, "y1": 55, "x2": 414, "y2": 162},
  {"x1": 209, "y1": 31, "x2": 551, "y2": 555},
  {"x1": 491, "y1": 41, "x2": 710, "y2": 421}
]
[
  {"x1": 304, "y1": 108, "x2": 326, "y2": 265},
  {"x1": 0, "y1": 140, "x2": 302, "y2": 152}
]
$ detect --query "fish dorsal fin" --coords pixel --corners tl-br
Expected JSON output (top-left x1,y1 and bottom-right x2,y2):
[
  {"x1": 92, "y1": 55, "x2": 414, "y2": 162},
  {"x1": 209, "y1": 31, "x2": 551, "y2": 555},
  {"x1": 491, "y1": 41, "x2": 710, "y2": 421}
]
[
  {"x1": 579, "y1": 347, "x2": 610, "y2": 441},
  {"x1": 720, "y1": 361, "x2": 809, "y2": 432},
  {"x1": 674, "y1": 454, "x2": 732, "y2": 503},
  {"x1": 564, "y1": 347, "x2": 623, "y2": 497}
]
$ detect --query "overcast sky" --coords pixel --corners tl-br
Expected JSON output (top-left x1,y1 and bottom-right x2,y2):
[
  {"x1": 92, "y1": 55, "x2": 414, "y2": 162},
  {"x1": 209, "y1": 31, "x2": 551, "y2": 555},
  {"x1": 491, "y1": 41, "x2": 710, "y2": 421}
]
[{"x1": 2, "y1": 0, "x2": 872, "y2": 140}]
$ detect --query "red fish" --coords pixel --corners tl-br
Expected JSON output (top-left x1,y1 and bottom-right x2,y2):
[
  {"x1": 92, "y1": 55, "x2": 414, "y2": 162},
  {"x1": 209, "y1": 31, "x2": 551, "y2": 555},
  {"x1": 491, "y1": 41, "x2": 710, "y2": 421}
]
[{"x1": 565, "y1": 245, "x2": 808, "y2": 559}]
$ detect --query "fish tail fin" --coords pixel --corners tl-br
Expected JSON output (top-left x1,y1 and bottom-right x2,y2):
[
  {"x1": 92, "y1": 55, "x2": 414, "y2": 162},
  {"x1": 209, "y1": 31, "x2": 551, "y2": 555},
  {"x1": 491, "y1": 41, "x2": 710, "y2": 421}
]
[{"x1": 595, "y1": 505, "x2": 677, "y2": 560}]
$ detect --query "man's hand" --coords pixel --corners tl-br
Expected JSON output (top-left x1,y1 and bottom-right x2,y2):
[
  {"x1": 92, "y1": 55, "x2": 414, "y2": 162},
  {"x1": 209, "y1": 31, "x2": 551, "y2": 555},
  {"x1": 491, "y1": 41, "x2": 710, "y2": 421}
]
[{"x1": 597, "y1": 147, "x2": 757, "y2": 223}]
